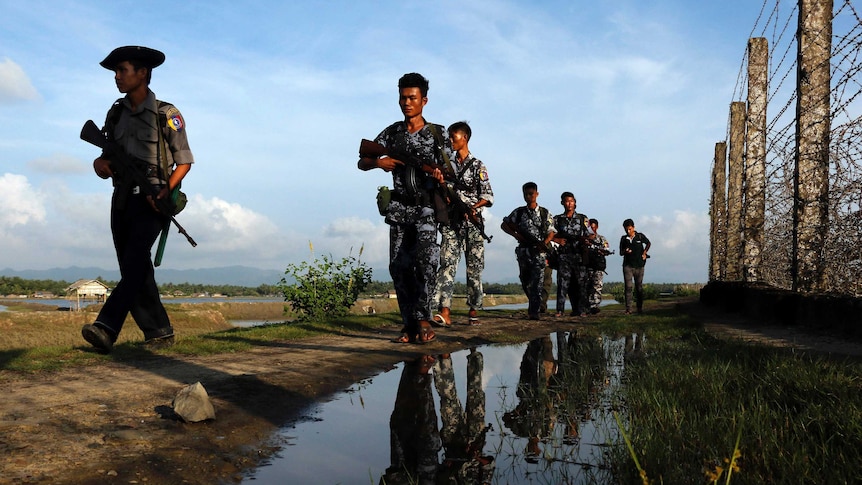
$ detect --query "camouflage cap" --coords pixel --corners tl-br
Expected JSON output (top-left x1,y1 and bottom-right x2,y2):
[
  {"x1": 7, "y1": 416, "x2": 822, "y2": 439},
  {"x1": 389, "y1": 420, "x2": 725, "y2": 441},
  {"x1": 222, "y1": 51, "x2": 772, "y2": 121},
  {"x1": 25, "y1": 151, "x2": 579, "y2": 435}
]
[{"x1": 100, "y1": 46, "x2": 165, "y2": 70}]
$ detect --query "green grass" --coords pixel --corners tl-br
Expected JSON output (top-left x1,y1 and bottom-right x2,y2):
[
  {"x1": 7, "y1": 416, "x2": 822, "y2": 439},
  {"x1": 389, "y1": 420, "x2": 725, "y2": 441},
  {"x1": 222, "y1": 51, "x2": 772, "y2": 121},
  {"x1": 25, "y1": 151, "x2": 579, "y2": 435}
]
[
  {"x1": 0, "y1": 310, "x2": 404, "y2": 372},
  {"x1": 602, "y1": 305, "x2": 862, "y2": 485}
]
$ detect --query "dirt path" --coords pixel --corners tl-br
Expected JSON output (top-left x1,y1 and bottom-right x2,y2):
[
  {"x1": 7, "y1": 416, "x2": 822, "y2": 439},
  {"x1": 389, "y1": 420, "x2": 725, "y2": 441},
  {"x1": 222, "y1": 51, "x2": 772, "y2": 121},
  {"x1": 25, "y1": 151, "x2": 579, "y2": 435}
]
[{"x1": 1, "y1": 299, "x2": 859, "y2": 484}]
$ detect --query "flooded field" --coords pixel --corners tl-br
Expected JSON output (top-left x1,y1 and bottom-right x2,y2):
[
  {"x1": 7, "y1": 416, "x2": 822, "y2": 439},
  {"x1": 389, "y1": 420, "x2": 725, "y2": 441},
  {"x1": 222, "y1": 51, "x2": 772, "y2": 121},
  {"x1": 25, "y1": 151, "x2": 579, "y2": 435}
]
[{"x1": 243, "y1": 330, "x2": 646, "y2": 484}]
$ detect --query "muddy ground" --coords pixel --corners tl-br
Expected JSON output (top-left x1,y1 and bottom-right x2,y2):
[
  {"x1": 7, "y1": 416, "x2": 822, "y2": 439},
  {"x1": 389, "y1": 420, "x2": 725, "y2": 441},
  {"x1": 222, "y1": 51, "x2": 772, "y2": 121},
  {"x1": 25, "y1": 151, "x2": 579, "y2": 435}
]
[{"x1": 1, "y1": 298, "x2": 860, "y2": 484}]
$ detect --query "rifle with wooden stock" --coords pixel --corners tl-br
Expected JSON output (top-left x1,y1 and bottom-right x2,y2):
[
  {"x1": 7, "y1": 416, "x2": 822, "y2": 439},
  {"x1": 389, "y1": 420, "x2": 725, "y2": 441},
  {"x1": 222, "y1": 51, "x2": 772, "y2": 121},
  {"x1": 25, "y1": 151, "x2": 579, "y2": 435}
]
[
  {"x1": 80, "y1": 119, "x2": 197, "y2": 249},
  {"x1": 359, "y1": 138, "x2": 492, "y2": 242}
]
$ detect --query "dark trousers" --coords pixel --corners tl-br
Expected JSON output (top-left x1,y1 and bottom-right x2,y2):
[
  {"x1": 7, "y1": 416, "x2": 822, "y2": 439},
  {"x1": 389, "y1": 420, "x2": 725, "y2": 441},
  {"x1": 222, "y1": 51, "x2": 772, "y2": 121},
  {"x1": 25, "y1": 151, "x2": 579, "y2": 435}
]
[
  {"x1": 516, "y1": 248, "x2": 545, "y2": 317},
  {"x1": 389, "y1": 216, "x2": 439, "y2": 335},
  {"x1": 96, "y1": 190, "x2": 172, "y2": 341},
  {"x1": 623, "y1": 265, "x2": 645, "y2": 312}
]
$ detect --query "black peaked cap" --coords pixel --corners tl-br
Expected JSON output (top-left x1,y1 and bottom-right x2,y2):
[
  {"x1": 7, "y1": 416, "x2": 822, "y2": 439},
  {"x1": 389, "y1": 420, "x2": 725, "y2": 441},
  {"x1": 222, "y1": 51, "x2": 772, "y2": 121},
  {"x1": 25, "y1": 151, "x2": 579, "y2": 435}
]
[{"x1": 100, "y1": 46, "x2": 165, "y2": 70}]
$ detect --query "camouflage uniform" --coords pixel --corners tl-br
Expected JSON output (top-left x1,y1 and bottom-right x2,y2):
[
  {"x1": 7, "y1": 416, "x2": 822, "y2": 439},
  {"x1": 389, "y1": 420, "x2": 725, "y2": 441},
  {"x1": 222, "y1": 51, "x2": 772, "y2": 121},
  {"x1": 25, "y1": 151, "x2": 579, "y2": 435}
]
[
  {"x1": 433, "y1": 153, "x2": 494, "y2": 312},
  {"x1": 383, "y1": 357, "x2": 442, "y2": 483},
  {"x1": 375, "y1": 121, "x2": 451, "y2": 336},
  {"x1": 503, "y1": 206, "x2": 555, "y2": 317},
  {"x1": 553, "y1": 212, "x2": 590, "y2": 314},
  {"x1": 502, "y1": 336, "x2": 557, "y2": 462},
  {"x1": 433, "y1": 351, "x2": 494, "y2": 484},
  {"x1": 587, "y1": 233, "x2": 609, "y2": 311}
]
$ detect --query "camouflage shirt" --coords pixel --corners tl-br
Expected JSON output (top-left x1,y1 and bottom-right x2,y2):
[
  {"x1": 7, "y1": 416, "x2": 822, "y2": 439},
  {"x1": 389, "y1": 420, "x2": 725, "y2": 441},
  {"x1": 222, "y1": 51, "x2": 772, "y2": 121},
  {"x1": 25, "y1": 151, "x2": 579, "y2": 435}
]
[
  {"x1": 504, "y1": 205, "x2": 555, "y2": 247},
  {"x1": 448, "y1": 152, "x2": 494, "y2": 216},
  {"x1": 374, "y1": 120, "x2": 453, "y2": 224},
  {"x1": 553, "y1": 212, "x2": 590, "y2": 254}
]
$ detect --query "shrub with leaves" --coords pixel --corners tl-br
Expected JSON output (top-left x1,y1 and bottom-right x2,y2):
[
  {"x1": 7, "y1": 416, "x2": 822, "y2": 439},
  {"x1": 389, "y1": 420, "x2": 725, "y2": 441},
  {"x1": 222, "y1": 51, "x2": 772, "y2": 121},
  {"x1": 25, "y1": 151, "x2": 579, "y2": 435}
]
[{"x1": 279, "y1": 243, "x2": 373, "y2": 321}]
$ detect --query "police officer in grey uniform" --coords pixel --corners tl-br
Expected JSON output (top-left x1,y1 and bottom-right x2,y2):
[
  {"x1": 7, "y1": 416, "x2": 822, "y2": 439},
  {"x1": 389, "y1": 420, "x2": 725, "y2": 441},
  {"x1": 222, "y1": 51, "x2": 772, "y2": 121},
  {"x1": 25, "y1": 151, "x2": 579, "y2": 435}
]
[{"x1": 81, "y1": 46, "x2": 193, "y2": 353}]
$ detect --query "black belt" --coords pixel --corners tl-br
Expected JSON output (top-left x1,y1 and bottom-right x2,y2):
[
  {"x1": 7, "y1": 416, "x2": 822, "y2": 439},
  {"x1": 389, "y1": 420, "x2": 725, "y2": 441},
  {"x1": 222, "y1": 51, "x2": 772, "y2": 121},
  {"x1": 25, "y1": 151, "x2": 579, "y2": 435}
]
[
  {"x1": 390, "y1": 191, "x2": 427, "y2": 206},
  {"x1": 131, "y1": 183, "x2": 166, "y2": 195}
]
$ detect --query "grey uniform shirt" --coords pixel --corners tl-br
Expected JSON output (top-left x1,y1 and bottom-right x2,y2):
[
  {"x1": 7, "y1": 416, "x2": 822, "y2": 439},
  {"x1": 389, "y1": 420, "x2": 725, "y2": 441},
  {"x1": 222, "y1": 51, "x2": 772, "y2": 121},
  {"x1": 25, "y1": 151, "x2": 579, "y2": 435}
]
[{"x1": 104, "y1": 89, "x2": 194, "y2": 186}]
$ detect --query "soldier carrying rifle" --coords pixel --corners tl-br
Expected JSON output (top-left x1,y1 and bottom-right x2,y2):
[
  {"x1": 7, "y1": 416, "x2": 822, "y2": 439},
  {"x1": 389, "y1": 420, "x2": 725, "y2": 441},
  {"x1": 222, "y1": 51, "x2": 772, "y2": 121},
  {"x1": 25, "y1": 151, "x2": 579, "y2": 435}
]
[
  {"x1": 430, "y1": 121, "x2": 494, "y2": 328},
  {"x1": 357, "y1": 73, "x2": 450, "y2": 345},
  {"x1": 81, "y1": 46, "x2": 194, "y2": 353}
]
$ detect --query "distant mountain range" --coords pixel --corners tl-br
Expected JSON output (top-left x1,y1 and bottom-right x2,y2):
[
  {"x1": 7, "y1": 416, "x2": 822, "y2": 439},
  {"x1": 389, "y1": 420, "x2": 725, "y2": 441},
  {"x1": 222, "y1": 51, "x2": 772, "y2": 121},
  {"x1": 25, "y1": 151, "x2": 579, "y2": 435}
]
[{"x1": 0, "y1": 265, "x2": 284, "y2": 287}]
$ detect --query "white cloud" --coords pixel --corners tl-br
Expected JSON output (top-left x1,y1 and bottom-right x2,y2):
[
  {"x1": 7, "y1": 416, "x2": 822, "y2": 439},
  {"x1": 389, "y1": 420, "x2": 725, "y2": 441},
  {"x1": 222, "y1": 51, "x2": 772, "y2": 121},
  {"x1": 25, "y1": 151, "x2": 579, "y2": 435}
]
[
  {"x1": 320, "y1": 216, "x2": 390, "y2": 267},
  {"x1": 323, "y1": 216, "x2": 378, "y2": 238},
  {"x1": 0, "y1": 173, "x2": 46, "y2": 229},
  {"x1": 184, "y1": 195, "x2": 280, "y2": 251},
  {"x1": 27, "y1": 154, "x2": 89, "y2": 174},
  {"x1": 0, "y1": 58, "x2": 39, "y2": 102},
  {"x1": 662, "y1": 210, "x2": 709, "y2": 250}
]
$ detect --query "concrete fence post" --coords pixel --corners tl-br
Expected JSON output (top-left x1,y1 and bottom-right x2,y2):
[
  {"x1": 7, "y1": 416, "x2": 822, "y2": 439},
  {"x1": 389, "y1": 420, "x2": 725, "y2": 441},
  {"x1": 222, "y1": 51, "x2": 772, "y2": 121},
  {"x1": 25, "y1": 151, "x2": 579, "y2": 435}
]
[
  {"x1": 727, "y1": 101, "x2": 746, "y2": 281},
  {"x1": 710, "y1": 141, "x2": 728, "y2": 281},
  {"x1": 793, "y1": 0, "x2": 832, "y2": 293},
  {"x1": 744, "y1": 37, "x2": 768, "y2": 282}
]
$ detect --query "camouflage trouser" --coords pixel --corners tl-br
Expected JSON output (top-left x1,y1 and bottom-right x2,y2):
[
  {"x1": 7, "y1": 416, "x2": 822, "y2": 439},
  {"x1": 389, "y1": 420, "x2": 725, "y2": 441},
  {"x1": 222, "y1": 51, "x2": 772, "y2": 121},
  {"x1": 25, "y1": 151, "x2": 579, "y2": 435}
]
[
  {"x1": 556, "y1": 254, "x2": 588, "y2": 314},
  {"x1": 433, "y1": 350, "x2": 492, "y2": 484},
  {"x1": 587, "y1": 269, "x2": 604, "y2": 310},
  {"x1": 432, "y1": 352, "x2": 486, "y2": 441},
  {"x1": 390, "y1": 215, "x2": 439, "y2": 334},
  {"x1": 516, "y1": 247, "x2": 546, "y2": 316},
  {"x1": 433, "y1": 223, "x2": 485, "y2": 311},
  {"x1": 540, "y1": 264, "x2": 552, "y2": 312}
]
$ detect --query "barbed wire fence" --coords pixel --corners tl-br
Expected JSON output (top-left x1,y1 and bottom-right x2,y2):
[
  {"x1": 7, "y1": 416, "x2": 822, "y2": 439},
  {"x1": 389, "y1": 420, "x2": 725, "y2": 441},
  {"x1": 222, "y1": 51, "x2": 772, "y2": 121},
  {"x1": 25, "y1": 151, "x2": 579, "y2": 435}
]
[{"x1": 727, "y1": 0, "x2": 862, "y2": 297}]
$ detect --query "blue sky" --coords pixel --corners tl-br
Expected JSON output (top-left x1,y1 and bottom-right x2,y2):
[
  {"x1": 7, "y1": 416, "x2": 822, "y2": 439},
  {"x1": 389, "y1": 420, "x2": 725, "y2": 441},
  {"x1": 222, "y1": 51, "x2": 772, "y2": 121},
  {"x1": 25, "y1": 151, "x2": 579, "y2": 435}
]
[{"x1": 0, "y1": 0, "x2": 771, "y2": 284}]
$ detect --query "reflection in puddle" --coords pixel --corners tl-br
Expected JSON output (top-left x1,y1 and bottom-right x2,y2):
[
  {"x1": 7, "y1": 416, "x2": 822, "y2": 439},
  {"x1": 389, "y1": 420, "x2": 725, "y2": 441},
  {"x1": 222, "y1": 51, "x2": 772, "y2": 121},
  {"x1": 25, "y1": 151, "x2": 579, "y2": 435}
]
[{"x1": 242, "y1": 331, "x2": 645, "y2": 484}]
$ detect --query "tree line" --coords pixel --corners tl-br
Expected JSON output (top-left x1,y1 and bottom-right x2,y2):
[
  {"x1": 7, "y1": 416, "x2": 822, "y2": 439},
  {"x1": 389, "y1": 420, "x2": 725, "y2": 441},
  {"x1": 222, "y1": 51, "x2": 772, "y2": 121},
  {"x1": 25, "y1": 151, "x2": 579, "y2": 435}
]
[
  {"x1": 0, "y1": 276, "x2": 280, "y2": 298},
  {"x1": 0, "y1": 275, "x2": 701, "y2": 301}
]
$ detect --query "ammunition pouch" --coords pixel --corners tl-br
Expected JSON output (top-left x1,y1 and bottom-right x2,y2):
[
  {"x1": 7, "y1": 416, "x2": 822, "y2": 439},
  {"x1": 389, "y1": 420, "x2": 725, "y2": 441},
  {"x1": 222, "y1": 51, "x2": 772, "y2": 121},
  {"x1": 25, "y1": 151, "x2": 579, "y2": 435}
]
[
  {"x1": 172, "y1": 188, "x2": 187, "y2": 215},
  {"x1": 432, "y1": 187, "x2": 449, "y2": 225},
  {"x1": 376, "y1": 186, "x2": 391, "y2": 216}
]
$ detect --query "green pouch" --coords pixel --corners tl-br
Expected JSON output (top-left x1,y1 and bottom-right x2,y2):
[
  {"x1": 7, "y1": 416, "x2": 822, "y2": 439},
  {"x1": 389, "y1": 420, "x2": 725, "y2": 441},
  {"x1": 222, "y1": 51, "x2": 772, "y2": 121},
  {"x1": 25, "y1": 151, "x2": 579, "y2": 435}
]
[
  {"x1": 172, "y1": 189, "x2": 187, "y2": 215},
  {"x1": 376, "y1": 186, "x2": 391, "y2": 216}
]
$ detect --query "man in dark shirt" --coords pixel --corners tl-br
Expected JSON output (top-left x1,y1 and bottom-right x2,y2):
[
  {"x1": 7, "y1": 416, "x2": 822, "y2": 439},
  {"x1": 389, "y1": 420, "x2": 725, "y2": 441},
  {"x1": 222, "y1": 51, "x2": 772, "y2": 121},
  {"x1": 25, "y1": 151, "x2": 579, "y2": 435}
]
[{"x1": 619, "y1": 218, "x2": 651, "y2": 314}]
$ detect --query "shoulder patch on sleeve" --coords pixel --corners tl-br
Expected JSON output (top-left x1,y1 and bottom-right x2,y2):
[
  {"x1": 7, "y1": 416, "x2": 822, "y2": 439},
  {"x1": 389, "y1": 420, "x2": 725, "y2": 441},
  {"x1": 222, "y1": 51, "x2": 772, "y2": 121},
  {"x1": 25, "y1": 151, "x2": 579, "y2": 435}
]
[{"x1": 165, "y1": 107, "x2": 185, "y2": 132}]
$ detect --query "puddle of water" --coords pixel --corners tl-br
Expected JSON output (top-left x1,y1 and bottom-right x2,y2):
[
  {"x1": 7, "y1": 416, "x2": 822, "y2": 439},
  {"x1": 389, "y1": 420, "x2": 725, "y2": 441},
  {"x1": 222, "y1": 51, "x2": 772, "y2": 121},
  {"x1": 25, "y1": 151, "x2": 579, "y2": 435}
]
[
  {"x1": 492, "y1": 299, "x2": 618, "y2": 311},
  {"x1": 232, "y1": 300, "x2": 619, "y2": 327},
  {"x1": 242, "y1": 330, "x2": 646, "y2": 484}
]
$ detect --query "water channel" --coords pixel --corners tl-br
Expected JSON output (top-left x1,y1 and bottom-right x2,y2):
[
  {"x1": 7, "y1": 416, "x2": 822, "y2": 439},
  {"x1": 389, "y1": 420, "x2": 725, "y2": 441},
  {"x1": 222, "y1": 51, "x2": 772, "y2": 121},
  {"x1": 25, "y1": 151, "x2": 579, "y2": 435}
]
[{"x1": 242, "y1": 330, "x2": 646, "y2": 484}]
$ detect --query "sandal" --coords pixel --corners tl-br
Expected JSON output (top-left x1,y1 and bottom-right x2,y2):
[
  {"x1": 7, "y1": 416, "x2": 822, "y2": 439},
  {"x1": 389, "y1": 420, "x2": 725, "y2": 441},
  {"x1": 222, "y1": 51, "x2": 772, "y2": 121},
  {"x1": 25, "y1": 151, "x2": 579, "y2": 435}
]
[
  {"x1": 418, "y1": 354, "x2": 437, "y2": 374},
  {"x1": 432, "y1": 313, "x2": 451, "y2": 328},
  {"x1": 416, "y1": 325, "x2": 437, "y2": 345},
  {"x1": 392, "y1": 333, "x2": 412, "y2": 344}
]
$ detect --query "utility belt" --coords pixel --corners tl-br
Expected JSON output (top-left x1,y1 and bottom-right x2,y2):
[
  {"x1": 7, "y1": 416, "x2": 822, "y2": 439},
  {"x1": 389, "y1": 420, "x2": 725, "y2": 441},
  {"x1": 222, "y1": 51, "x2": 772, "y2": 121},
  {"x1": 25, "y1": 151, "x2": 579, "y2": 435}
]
[
  {"x1": 389, "y1": 190, "x2": 431, "y2": 207},
  {"x1": 130, "y1": 183, "x2": 166, "y2": 195}
]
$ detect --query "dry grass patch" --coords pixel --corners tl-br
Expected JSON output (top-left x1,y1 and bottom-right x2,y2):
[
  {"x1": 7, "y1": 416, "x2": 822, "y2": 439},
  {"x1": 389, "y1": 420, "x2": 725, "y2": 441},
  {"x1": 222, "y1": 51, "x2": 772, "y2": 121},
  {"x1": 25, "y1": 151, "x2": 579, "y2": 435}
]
[{"x1": 0, "y1": 309, "x2": 234, "y2": 351}]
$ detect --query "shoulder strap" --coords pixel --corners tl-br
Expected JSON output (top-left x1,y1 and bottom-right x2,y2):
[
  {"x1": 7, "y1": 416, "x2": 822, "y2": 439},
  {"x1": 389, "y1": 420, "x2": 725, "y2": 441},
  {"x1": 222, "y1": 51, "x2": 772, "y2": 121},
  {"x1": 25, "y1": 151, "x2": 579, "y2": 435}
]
[
  {"x1": 456, "y1": 154, "x2": 477, "y2": 188},
  {"x1": 104, "y1": 99, "x2": 124, "y2": 138},
  {"x1": 156, "y1": 100, "x2": 171, "y2": 183},
  {"x1": 542, "y1": 207, "x2": 550, "y2": 233},
  {"x1": 428, "y1": 124, "x2": 455, "y2": 176}
]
